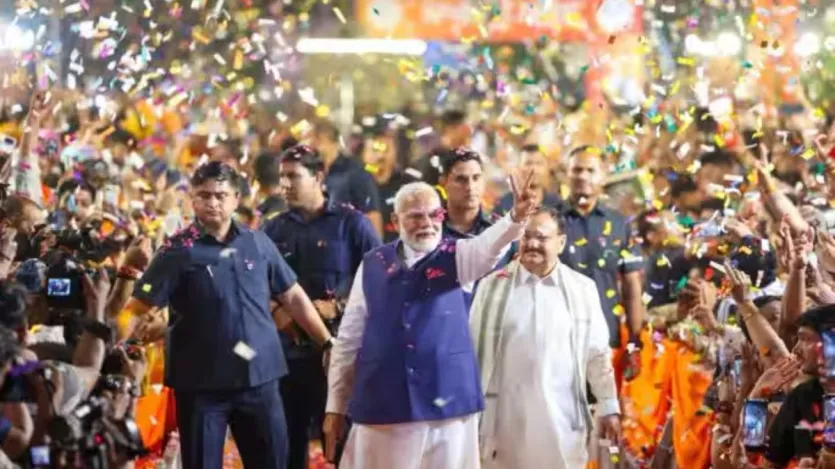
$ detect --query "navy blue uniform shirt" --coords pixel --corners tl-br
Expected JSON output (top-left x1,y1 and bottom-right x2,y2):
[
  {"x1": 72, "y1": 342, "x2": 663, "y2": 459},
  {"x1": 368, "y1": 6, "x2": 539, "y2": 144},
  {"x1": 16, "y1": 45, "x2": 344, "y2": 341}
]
[
  {"x1": 442, "y1": 209, "x2": 512, "y2": 308},
  {"x1": 134, "y1": 221, "x2": 297, "y2": 391},
  {"x1": 557, "y1": 202, "x2": 644, "y2": 347},
  {"x1": 325, "y1": 154, "x2": 382, "y2": 214},
  {"x1": 442, "y1": 208, "x2": 498, "y2": 240},
  {"x1": 262, "y1": 200, "x2": 381, "y2": 358}
]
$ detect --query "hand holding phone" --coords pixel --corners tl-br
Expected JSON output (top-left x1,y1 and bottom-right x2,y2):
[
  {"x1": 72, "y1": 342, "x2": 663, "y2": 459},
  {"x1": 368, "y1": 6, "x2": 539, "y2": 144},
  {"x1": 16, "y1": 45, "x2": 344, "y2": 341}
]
[{"x1": 742, "y1": 399, "x2": 768, "y2": 450}]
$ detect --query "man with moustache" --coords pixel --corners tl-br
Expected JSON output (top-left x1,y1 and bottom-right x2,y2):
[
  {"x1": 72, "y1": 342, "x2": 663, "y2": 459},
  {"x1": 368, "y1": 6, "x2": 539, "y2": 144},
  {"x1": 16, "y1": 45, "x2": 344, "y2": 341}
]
[
  {"x1": 558, "y1": 146, "x2": 645, "y2": 384},
  {"x1": 470, "y1": 208, "x2": 620, "y2": 468},
  {"x1": 323, "y1": 171, "x2": 537, "y2": 469}
]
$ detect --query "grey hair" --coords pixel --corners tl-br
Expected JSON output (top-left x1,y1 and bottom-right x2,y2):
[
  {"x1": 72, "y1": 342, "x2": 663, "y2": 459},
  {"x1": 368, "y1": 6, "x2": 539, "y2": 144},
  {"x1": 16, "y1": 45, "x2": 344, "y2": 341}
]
[{"x1": 393, "y1": 181, "x2": 439, "y2": 214}]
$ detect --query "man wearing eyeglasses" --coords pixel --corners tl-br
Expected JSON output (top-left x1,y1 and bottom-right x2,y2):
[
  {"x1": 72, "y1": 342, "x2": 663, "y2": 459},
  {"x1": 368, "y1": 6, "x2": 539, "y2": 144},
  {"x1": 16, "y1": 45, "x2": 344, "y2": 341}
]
[
  {"x1": 323, "y1": 169, "x2": 538, "y2": 469},
  {"x1": 123, "y1": 162, "x2": 334, "y2": 469}
]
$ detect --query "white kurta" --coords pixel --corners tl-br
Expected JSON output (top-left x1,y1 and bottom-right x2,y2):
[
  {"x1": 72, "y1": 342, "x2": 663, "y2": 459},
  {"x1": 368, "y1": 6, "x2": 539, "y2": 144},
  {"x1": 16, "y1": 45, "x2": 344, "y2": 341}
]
[
  {"x1": 484, "y1": 266, "x2": 587, "y2": 469},
  {"x1": 327, "y1": 215, "x2": 526, "y2": 469}
]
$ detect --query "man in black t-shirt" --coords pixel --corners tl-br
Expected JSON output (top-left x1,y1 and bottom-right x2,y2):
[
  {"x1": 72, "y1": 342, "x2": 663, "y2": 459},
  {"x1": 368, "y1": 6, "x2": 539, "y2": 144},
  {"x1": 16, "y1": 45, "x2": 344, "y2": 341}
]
[
  {"x1": 766, "y1": 305, "x2": 835, "y2": 466},
  {"x1": 360, "y1": 118, "x2": 417, "y2": 242}
]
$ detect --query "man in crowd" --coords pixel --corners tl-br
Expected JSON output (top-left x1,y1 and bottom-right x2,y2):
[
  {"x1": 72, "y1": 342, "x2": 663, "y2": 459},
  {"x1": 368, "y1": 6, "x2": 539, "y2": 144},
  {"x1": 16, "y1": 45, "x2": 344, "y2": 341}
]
[
  {"x1": 470, "y1": 208, "x2": 620, "y2": 468},
  {"x1": 262, "y1": 144, "x2": 381, "y2": 469},
  {"x1": 765, "y1": 304, "x2": 835, "y2": 466},
  {"x1": 310, "y1": 121, "x2": 383, "y2": 236},
  {"x1": 121, "y1": 162, "x2": 335, "y2": 469},
  {"x1": 636, "y1": 208, "x2": 687, "y2": 309},
  {"x1": 440, "y1": 148, "x2": 495, "y2": 240},
  {"x1": 558, "y1": 146, "x2": 645, "y2": 384},
  {"x1": 415, "y1": 110, "x2": 472, "y2": 187},
  {"x1": 323, "y1": 171, "x2": 537, "y2": 469},
  {"x1": 361, "y1": 118, "x2": 417, "y2": 243},
  {"x1": 253, "y1": 150, "x2": 287, "y2": 220},
  {"x1": 495, "y1": 144, "x2": 561, "y2": 214}
]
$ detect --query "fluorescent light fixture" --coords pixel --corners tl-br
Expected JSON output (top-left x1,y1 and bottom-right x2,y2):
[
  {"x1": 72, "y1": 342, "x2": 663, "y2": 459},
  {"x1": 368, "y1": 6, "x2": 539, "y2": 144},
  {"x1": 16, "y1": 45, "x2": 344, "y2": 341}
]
[
  {"x1": 794, "y1": 32, "x2": 821, "y2": 57},
  {"x1": 296, "y1": 38, "x2": 428, "y2": 55}
]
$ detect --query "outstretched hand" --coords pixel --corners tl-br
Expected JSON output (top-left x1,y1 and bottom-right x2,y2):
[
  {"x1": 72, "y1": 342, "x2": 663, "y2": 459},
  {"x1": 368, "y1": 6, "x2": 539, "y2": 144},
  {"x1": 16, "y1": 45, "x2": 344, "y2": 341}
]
[{"x1": 509, "y1": 168, "x2": 538, "y2": 223}]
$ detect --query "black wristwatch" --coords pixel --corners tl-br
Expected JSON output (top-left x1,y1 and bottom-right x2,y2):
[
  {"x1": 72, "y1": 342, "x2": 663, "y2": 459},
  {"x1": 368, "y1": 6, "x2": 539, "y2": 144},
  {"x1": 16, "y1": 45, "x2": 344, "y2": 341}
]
[
  {"x1": 322, "y1": 337, "x2": 335, "y2": 351},
  {"x1": 83, "y1": 319, "x2": 113, "y2": 343}
]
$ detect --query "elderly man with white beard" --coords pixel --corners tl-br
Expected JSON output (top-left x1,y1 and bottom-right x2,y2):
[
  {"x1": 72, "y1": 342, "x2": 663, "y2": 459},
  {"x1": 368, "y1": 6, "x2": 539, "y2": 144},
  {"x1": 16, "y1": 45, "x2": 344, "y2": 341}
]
[{"x1": 323, "y1": 171, "x2": 538, "y2": 469}]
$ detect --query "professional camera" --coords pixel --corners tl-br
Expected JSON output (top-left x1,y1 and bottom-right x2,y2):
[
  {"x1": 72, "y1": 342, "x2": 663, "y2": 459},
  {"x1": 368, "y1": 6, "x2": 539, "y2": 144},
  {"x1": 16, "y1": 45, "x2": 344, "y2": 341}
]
[{"x1": 38, "y1": 392, "x2": 146, "y2": 469}]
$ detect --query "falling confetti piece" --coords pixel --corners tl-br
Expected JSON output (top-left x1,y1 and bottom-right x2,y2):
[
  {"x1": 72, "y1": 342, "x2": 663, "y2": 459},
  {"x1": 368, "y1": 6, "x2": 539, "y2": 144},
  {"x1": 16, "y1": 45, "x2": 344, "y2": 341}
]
[
  {"x1": 333, "y1": 7, "x2": 347, "y2": 24},
  {"x1": 233, "y1": 341, "x2": 257, "y2": 361},
  {"x1": 142, "y1": 283, "x2": 152, "y2": 293},
  {"x1": 433, "y1": 397, "x2": 450, "y2": 407}
]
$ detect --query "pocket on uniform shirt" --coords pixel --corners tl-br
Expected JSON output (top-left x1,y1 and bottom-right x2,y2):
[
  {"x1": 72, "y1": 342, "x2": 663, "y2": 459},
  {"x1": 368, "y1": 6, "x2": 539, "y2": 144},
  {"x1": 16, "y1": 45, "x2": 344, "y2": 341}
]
[
  {"x1": 237, "y1": 256, "x2": 269, "y2": 300},
  {"x1": 183, "y1": 260, "x2": 232, "y2": 301}
]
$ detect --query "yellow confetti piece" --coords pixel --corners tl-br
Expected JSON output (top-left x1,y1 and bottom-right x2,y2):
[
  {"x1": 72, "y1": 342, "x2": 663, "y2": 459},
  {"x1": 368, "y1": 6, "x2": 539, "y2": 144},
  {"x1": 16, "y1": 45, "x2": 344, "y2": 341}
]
[
  {"x1": 677, "y1": 57, "x2": 695, "y2": 66},
  {"x1": 578, "y1": 263, "x2": 588, "y2": 269},
  {"x1": 598, "y1": 258, "x2": 606, "y2": 267},
  {"x1": 233, "y1": 49, "x2": 243, "y2": 70},
  {"x1": 142, "y1": 283, "x2": 152, "y2": 293},
  {"x1": 603, "y1": 221, "x2": 612, "y2": 236},
  {"x1": 575, "y1": 238, "x2": 588, "y2": 246},
  {"x1": 364, "y1": 163, "x2": 379, "y2": 174},
  {"x1": 801, "y1": 148, "x2": 816, "y2": 160},
  {"x1": 613, "y1": 304, "x2": 625, "y2": 316},
  {"x1": 435, "y1": 185, "x2": 448, "y2": 200},
  {"x1": 606, "y1": 289, "x2": 616, "y2": 299},
  {"x1": 192, "y1": 30, "x2": 210, "y2": 45}
]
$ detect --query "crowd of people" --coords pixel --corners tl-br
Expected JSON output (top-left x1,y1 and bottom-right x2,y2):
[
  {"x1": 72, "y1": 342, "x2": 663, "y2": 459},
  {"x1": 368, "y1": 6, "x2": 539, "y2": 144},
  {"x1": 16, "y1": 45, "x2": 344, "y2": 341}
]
[{"x1": 0, "y1": 79, "x2": 832, "y2": 469}]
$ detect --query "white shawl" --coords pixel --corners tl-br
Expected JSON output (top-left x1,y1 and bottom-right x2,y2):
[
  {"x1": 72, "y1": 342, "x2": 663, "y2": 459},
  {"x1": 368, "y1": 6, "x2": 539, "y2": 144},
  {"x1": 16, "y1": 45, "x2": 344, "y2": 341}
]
[{"x1": 469, "y1": 261, "x2": 619, "y2": 459}]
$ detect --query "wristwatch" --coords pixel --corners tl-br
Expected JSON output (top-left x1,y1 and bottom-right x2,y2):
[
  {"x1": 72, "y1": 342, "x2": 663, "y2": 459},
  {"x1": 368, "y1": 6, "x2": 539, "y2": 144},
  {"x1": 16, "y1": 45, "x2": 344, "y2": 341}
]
[
  {"x1": 83, "y1": 319, "x2": 113, "y2": 343},
  {"x1": 322, "y1": 337, "x2": 335, "y2": 351}
]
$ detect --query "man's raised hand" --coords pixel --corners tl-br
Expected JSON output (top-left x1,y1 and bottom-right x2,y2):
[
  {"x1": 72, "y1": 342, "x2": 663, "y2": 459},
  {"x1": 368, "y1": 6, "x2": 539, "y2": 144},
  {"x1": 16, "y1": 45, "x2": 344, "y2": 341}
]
[{"x1": 509, "y1": 168, "x2": 538, "y2": 223}]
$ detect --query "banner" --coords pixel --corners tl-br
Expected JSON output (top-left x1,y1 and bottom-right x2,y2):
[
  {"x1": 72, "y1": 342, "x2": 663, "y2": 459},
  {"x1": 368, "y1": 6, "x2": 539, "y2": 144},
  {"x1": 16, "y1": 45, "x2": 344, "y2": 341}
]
[{"x1": 355, "y1": 0, "x2": 641, "y2": 43}]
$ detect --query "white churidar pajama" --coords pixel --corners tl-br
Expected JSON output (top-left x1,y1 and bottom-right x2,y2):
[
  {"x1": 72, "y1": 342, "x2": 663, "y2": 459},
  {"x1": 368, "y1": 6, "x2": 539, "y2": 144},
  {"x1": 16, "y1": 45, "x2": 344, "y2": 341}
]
[
  {"x1": 327, "y1": 215, "x2": 525, "y2": 469},
  {"x1": 483, "y1": 266, "x2": 586, "y2": 469}
]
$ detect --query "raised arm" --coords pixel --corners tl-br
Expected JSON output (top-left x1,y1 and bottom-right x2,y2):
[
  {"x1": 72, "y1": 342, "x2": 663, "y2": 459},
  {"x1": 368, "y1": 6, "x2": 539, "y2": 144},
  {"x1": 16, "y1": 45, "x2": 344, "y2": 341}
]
[
  {"x1": 456, "y1": 168, "x2": 536, "y2": 285},
  {"x1": 726, "y1": 260, "x2": 790, "y2": 363}
]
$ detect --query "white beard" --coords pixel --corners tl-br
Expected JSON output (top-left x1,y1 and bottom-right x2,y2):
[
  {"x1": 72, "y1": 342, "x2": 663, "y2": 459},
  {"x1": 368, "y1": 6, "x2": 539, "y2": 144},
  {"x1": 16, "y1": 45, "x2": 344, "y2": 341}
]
[{"x1": 402, "y1": 232, "x2": 441, "y2": 253}]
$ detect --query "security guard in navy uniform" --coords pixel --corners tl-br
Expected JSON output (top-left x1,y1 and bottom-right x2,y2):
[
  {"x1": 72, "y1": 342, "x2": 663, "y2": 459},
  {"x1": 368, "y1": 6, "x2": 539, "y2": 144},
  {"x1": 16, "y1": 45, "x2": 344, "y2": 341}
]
[
  {"x1": 261, "y1": 144, "x2": 381, "y2": 469},
  {"x1": 125, "y1": 162, "x2": 335, "y2": 469},
  {"x1": 437, "y1": 148, "x2": 510, "y2": 307}
]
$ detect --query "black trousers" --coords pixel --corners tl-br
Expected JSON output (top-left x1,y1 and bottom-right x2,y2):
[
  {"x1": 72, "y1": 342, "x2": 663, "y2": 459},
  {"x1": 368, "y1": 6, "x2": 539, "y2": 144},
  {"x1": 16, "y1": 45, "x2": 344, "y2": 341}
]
[
  {"x1": 175, "y1": 379, "x2": 288, "y2": 469},
  {"x1": 280, "y1": 355, "x2": 328, "y2": 469}
]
